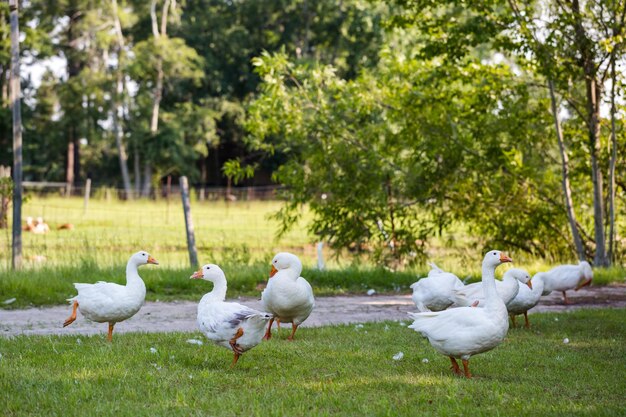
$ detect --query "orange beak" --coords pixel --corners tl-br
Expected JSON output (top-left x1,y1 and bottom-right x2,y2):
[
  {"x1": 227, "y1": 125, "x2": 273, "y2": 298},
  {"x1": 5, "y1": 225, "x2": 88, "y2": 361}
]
[
  {"x1": 499, "y1": 253, "x2": 512, "y2": 263},
  {"x1": 190, "y1": 270, "x2": 203, "y2": 279},
  {"x1": 575, "y1": 278, "x2": 592, "y2": 291},
  {"x1": 147, "y1": 256, "x2": 159, "y2": 265},
  {"x1": 526, "y1": 280, "x2": 533, "y2": 289},
  {"x1": 269, "y1": 265, "x2": 278, "y2": 278}
]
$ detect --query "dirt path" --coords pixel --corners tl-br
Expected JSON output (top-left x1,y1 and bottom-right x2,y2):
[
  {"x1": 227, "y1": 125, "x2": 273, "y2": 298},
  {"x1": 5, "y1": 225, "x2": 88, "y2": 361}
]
[{"x1": 2, "y1": 284, "x2": 625, "y2": 337}]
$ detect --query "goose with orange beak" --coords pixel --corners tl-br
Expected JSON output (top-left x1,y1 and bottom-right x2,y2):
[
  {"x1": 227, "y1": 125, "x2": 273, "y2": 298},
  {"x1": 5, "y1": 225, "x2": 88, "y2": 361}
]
[
  {"x1": 261, "y1": 252, "x2": 315, "y2": 341},
  {"x1": 191, "y1": 264, "x2": 272, "y2": 367},
  {"x1": 408, "y1": 250, "x2": 512, "y2": 378},
  {"x1": 63, "y1": 251, "x2": 158, "y2": 341}
]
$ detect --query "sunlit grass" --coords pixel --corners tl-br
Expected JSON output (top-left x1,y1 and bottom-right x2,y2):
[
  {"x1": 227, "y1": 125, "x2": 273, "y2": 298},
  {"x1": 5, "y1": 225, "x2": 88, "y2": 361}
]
[
  {"x1": 0, "y1": 196, "x2": 312, "y2": 269},
  {"x1": 0, "y1": 309, "x2": 624, "y2": 416}
]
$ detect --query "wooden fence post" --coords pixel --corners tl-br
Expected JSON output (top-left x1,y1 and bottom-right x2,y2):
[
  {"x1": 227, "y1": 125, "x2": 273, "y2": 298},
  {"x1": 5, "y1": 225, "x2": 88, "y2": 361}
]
[
  {"x1": 83, "y1": 178, "x2": 91, "y2": 215},
  {"x1": 10, "y1": 0, "x2": 22, "y2": 269},
  {"x1": 180, "y1": 176, "x2": 198, "y2": 267}
]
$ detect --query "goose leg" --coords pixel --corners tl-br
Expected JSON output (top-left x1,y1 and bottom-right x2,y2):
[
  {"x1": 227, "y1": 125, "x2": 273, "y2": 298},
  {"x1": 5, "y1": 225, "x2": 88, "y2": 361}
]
[
  {"x1": 462, "y1": 359, "x2": 472, "y2": 379},
  {"x1": 562, "y1": 291, "x2": 570, "y2": 304},
  {"x1": 470, "y1": 300, "x2": 479, "y2": 307},
  {"x1": 287, "y1": 323, "x2": 298, "y2": 341},
  {"x1": 263, "y1": 317, "x2": 275, "y2": 340},
  {"x1": 510, "y1": 314, "x2": 517, "y2": 328},
  {"x1": 107, "y1": 323, "x2": 115, "y2": 342},
  {"x1": 63, "y1": 301, "x2": 79, "y2": 327},
  {"x1": 449, "y1": 357, "x2": 462, "y2": 375},
  {"x1": 524, "y1": 312, "x2": 530, "y2": 328},
  {"x1": 229, "y1": 327, "x2": 245, "y2": 367}
]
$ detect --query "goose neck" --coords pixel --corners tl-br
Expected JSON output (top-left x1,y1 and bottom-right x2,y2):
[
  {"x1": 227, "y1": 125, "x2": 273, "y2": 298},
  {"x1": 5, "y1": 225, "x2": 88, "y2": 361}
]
[
  {"x1": 207, "y1": 275, "x2": 228, "y2": 301},
  {"x1": 481, "y1": 263, "x2": 501, "y2": 306}
]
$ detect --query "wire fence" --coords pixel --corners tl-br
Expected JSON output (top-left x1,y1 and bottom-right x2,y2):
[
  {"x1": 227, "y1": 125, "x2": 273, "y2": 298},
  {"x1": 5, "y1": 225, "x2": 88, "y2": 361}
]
[
  {"x1": 0, "y1": 189, "x2": 317, "y2": 271},
  {"x1": 21, "y1": 181, "x2": 283, "y2": 202}
]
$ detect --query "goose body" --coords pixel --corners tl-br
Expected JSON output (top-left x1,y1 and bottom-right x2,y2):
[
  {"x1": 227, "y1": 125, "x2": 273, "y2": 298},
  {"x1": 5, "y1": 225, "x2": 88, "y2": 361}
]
[
  {"x1": 410, "y1": 264, "x2": 465, "y2": 312},
  {"x1": 192, "y1": 264, "x2": 271, "y2": 366},
  {"x1": 540, "y1": 261, "x2": 593, "y2": 304},
  {"x1": 451, "y1": 268, "x2": 531, "y2": 308},
  {"x1": 63, "y1": 251, "x2": 158, "y2": 341},
  {"x1": 506, "y1": 273, "x2": 546, "y2": 328},
  {"x1": 261, "y1": 252, "x2": 315, "y2": 340},
  {"x1": 408, "y1": 250, "x2": 512, "y2": 378}
]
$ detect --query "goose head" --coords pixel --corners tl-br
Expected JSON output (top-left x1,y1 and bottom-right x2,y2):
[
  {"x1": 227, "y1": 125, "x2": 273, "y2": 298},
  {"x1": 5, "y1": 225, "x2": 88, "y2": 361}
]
[
  {"x1": 130, "y1": 251, "x2": 159, "y2": 266},
  {"x1": 483, "y1": 250, "x2": 512, "y2": 269},
  {"x1": 190, "y1": 264, "x2": 224, "y2": 282},
  {"x1": 269, "y1": 252, "x2": 303, "y2": 278},
  {"x1": 504, "y1": 267, "x2": 532, "y2": 289}
]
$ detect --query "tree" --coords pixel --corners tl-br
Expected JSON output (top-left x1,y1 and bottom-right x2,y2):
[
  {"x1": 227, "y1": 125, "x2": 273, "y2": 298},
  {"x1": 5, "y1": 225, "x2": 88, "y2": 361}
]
[
  {"x1": 393, "y1": 0, "x2": 626, "y2": 266},
  {"x1": 246, "y1": 49, "x2": 563, "y2": 266}
]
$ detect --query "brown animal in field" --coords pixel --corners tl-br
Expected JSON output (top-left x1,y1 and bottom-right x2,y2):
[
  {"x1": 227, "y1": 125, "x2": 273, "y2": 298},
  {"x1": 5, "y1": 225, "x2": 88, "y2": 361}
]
[{"x1": 58, "y1": 223, "x2": 74, "y2": 230}]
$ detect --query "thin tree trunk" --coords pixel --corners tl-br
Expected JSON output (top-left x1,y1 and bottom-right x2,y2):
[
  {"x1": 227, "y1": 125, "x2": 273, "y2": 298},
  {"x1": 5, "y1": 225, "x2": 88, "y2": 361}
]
[
  {"x1": 587, "y1": 77, "x2": 607, "y2": 266},
  {"x1": 143, "y1": 0, "x2": 171, "y2": 198},
  {"x1": 134, "y1": 144, "x2": 141, "y2": 196},
  {"x1": 607, "y1": 57, "x2": 618, "y2": 264},
  {"x1": 142, "y1": 162, "x2": 152, "y2": 198},
  {"x1": 571, "y1": 0, "x2": 607, "y2": 266},
  {"x1": 66, "y1": 138, "x2": 75, "y2": 194},
  {"x1": 111, "y1": 0, "x2": 132, "y2": 199},
  {"x1": 10, "y1": 0, "x2": 22, "y2": 269},
  {"x1": 549, "y1": 79, "x2": 586, "y2": 261},
  {"x1": 65, "y1": 5, "x2": 82, "y2": 194}
]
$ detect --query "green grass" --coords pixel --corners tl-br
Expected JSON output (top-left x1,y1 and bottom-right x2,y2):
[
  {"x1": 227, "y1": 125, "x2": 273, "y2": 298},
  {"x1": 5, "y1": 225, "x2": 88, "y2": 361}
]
[
  {"x1": 0, "y1": 196, "x2": 312, "y2": 269},
  {"x1": 1, "y1": 309, "x2": 624, "y2": 416},
  {"x1": 0, "y1": 263, "x2": 420, "y2": 309}
]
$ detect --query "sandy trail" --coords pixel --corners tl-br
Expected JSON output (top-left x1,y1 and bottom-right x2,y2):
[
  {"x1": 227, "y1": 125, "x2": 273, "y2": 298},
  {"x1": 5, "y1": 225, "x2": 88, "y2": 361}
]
[{"x1": 1, "y1": 284, "x2": 625, "y2": 337}]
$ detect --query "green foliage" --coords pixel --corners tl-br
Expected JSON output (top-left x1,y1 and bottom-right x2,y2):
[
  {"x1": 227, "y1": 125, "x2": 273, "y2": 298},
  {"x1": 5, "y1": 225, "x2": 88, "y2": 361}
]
[
  {"x1": 246, "y1": 47, "x2": 571, "y2": 265},
  {"x1": 1, "y1": 310, "x2": 625, "y2": 416}
]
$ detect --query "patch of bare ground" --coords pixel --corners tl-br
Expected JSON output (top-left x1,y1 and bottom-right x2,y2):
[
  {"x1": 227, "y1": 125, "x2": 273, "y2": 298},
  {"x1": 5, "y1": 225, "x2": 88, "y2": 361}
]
[{"x1": 1, "y1": 284, "x2": 625, "y2": 337}]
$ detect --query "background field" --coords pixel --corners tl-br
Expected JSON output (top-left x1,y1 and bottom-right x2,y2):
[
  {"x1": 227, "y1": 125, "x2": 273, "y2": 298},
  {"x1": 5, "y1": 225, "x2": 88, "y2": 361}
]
[{"x1": 1, "y1": 309, "x2": 624, "y2": 416}]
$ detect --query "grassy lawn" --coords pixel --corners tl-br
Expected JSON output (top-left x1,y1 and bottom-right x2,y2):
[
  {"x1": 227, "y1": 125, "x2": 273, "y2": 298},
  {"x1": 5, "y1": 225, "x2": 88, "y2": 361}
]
[
  {"x1": 1, "y1": 309, "x2": 624, "y2": 416},
  {"x1": 0, "y1": 196, "x2": 312, "y2": 269}
]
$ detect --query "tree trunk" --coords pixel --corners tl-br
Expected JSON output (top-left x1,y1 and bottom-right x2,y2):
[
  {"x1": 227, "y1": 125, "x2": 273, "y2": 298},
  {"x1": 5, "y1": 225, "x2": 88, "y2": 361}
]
[
  {"x1": 142, "y1": 162, "x2": 152, "y2": 198},
  {"x1": 111, "y1": 0, "x2": 132, "y2": 199},
  {"x1": 66, "y1": 137, "x2": 75, "y2": 194},
  {"x1": 607, "y1": 57, "x2": 618, "y2": 264},
  {"x1": 586, "y1": 77, "x2": 607, "y2": 266},
  {"x1": 143, "y1": 0, "x2": 171, "y2": 198},
  {"x1": 548, "y1": 79, "x2": 586, "y2": 260},
  {"x1": 134, "y1": 144, "x2": 141, "y2": 196},
  {"x1": 571, "y1": 0, "x2": 607, "y2": 266}
]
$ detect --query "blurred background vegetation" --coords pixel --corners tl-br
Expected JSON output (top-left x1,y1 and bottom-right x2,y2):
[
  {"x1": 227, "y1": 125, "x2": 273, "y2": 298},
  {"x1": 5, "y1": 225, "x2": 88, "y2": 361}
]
[{"x1": 0, "y1": 0, "x2": 624, "y2": 269}]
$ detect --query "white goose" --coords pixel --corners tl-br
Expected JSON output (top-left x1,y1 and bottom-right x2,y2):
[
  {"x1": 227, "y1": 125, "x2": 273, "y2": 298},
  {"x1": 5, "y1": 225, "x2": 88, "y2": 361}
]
[
  {"x1": 261, "y1": 252, "x2": 315, "y2": 341},
  {"x1": 63, "y1": 251, "x2": 158, "y2": 341},
  {"x1": 410, "y1": 264, "x2": 465, "y2": 312},
  {"x1": 408, "y1": 250, "x2": 512, "y2": 378},
  {"x1": 506, "y1": 272, "x2": 547, "y2": 328},
  {"x1": 450, "y1": 268, "x2": 532, "y2": 308},
  {"x1": 539, "y1": 261, "x2": 593, "y2": 304},
  {"x1": 191, "y1": 264, "x2": 272, "y2": 367}
]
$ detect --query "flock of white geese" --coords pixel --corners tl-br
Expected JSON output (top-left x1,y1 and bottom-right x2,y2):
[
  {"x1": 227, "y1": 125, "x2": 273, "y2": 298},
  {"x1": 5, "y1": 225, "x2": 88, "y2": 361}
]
[{"x1": 63, "y1": 250, "x2": 593, "y2": 377}]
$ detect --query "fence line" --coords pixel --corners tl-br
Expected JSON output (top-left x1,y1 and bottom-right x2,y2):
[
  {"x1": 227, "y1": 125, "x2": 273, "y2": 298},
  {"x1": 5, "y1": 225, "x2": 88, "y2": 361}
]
[{"x1": 22, "y1": 182, "x2": 284, "y2": 201}]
